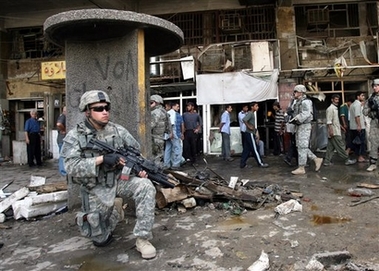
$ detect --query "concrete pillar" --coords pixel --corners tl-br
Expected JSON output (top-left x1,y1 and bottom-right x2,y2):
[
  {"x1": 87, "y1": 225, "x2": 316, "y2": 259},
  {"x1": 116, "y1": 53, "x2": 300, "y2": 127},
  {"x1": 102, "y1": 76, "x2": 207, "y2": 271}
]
[{"x1": 44, "y1": 9, "x2": 183, "y2": 209}]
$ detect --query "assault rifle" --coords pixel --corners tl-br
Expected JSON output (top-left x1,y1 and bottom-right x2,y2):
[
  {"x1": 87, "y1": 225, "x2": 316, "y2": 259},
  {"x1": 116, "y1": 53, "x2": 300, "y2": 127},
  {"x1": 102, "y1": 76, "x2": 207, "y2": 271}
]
[{"x1": 88, "y1": 138, "x2": 174, "y2": 188}]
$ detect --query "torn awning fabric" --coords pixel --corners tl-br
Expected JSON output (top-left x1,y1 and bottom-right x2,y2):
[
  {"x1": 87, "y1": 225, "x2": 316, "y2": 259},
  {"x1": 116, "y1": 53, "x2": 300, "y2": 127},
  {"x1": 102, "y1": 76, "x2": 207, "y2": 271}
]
[{"x1": 196, "y1": 69, "x2": 279, "y2": 105}]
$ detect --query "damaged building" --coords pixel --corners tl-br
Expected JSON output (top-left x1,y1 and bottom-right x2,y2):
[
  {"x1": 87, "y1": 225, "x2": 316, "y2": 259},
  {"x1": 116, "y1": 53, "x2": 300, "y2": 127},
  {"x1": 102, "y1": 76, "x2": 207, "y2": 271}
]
[{"x1": 0, "y1": 0, "x2": 378, "y2": 159}]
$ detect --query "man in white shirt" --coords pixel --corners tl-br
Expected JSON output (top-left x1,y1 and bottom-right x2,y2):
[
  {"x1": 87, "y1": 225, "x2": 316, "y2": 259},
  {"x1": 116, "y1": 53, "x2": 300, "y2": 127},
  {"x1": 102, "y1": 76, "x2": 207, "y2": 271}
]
[{"x1": 349, "y1": 91, "x2": 366, "y2": 163}]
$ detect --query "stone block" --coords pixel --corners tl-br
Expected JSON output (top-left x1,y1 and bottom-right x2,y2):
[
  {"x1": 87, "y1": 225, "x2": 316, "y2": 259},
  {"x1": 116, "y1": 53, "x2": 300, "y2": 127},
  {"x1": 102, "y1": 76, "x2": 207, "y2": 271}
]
[
  {"x1": 12, "y1": 140, "x2": 27, "y2": 165},
  {"x1": 0, "y1": 187, "x2": 29, "y2": 213}
]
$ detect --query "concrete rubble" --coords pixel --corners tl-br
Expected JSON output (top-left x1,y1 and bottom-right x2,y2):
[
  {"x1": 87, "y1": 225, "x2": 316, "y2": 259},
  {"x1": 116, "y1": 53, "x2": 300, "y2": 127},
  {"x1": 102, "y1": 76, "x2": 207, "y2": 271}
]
[
  {"x1": 0, "y1": 176, "x2": 68, "y2": 221},
  {"x1": 0, "y1": 157, "x2": 379, "y2": 270}
]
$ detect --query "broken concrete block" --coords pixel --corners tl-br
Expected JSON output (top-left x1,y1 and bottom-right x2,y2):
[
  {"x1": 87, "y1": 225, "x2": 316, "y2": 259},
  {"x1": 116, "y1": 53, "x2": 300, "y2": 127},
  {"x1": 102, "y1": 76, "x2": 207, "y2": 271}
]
[
  {"x1": 12, "y1": 200, "x2": 67, "y2": 220},
  {"x1": 181, "y1": 197, "x2": 196, "y2": 208},
  {"x1": 0, "y1": 213, "x2": 5, "y2": 223},
  {"x1": 306, "y1": 258, "x2": 324, "y2": 271},
  {"x1": 0, "y1": 187, "x2": 29, "y2": 213},
  {"x1": 29, "y1": 175, "x2": 46, "y2": 187},
  {"x1": 23, "y1": 191, "x2": 68, "y2": 206}
]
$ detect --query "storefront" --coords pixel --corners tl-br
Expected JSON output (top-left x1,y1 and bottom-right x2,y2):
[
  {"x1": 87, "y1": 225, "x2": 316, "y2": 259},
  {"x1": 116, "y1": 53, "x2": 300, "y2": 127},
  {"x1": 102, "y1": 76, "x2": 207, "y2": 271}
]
[{"x1": 197, "y1": 70, "x2": 279, "y2": 155}]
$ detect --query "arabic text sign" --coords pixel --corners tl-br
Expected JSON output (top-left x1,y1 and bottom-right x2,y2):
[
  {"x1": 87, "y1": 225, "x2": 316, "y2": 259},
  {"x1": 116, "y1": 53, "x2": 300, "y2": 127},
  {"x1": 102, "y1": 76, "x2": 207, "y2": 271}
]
[{"x1": 41, "y1": 61, "x2": 66, "y2": 80}]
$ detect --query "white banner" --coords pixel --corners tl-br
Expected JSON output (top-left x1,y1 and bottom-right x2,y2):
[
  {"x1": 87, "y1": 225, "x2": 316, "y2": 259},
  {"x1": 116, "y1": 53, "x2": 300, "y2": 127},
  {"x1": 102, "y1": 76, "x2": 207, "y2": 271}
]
[{"x1": 196, "y1": 69, "x2": 279, "y2": 105}]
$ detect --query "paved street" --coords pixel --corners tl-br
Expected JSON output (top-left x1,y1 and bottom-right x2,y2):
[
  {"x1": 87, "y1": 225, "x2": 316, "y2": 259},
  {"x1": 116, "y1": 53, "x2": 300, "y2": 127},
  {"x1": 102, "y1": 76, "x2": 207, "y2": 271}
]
[{"x1": 0, "y1": 153, "x2": 379, "y2": 270}]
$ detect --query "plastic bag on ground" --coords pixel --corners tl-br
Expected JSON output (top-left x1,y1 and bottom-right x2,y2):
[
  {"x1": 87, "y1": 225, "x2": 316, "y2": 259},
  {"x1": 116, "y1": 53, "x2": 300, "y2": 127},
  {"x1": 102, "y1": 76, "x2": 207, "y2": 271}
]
[
  {"x1": 247, "y1": 250, "x2": 269, "y2": 271},
  {"x1": 274, "y1": 199, "x2": 302, "y2": 215}
]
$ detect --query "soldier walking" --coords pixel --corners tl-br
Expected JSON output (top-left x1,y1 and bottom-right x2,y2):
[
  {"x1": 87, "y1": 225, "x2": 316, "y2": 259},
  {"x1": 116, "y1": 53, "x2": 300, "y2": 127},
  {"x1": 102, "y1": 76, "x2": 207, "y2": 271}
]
[{"x1": 290, "y1": 85, "x2": 323, "y2": 175}]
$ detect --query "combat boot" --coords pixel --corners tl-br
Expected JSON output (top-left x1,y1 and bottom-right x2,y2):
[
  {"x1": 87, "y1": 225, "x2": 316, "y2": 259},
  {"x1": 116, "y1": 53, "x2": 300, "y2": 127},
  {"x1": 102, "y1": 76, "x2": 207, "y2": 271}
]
[
  {"x1": 136, "y1": 238, "x2": 156, "y2": 259},
  {"x1": 367, "y1": 164, "x2": 377, "y2": 172},
  {"x1": 291, "y1": 166, "x2": 305, "y2": 175},
  {"x1": 314, "y1": 157, "x2": 323, "y2": 171}
]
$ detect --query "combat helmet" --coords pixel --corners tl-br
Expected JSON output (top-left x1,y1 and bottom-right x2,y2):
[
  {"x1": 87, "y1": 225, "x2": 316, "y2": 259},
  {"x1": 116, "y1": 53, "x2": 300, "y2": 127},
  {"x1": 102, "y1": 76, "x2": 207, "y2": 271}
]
[
  {"x1": 79, "y1": 90, "x2": 110, "y2": 112},
  {"x1": 150, "y1": 94, "x2": 163, "y2": 104},
  {"x1": 293, "y1": 84, "x2": 307, "y2": 93}
]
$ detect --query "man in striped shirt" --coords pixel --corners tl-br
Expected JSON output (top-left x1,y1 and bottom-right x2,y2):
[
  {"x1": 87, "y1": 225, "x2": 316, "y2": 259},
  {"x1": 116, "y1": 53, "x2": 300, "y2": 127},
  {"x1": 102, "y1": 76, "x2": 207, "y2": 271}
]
[{"x1": 273, "y1": 101, "x2": 285, "y2": 156}]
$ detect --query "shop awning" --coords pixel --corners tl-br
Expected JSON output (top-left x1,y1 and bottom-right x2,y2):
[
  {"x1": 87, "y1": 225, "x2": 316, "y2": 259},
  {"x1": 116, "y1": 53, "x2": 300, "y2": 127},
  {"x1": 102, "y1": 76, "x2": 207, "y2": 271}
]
[{"x1": 196, "y1": 69, "x2": 279, "y2": 105}]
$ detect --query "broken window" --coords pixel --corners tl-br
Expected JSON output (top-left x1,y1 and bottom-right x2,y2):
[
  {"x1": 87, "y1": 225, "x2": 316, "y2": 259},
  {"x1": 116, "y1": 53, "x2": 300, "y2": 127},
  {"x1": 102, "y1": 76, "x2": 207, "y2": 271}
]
[
  {"x1": 158, "y1": 6, "x2": 276, "y2": 47},
  {"x1": 10, "y1": 27, "x2": 63, "y2": 60},
  {"x1": 295, "y1": 3, "x2": 377, "y2": 38}
]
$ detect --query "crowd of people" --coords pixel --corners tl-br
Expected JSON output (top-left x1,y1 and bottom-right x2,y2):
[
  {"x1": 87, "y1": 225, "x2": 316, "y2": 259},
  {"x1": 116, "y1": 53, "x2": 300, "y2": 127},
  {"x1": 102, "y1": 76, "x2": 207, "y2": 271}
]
[
  {"x1": 231, "y1": 80, "x2": 379, "y2": 175},
  {"x1": 156, "y1": 98, "x2": 202, "y2": 169}
]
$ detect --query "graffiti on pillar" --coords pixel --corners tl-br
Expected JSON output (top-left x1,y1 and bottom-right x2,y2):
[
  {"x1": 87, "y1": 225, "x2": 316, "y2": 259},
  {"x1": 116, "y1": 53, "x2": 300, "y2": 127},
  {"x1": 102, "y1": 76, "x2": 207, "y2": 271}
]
[
  {"x1": 67, "y1": 82, "x2": 87, "y2": 109},
  {"x1": 94, "y1": 52, "x2": 136, "y2": 107},
  {"x1": 67, "y1": 50, "x2": 139, "y2": 122}
]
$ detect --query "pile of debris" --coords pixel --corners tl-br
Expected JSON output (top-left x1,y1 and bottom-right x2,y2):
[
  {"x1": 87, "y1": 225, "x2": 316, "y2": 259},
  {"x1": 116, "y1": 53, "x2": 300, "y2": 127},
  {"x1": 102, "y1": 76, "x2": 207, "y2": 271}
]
[
  {"x1": 0, "y1": 176, "x2": 67, "y2": 223},
  {"x1": 1, "y1": 160, "x2": 376, "y2": 223},
  {"x1": 158, "y1": 163, "x2": 303, "y2": 213}
]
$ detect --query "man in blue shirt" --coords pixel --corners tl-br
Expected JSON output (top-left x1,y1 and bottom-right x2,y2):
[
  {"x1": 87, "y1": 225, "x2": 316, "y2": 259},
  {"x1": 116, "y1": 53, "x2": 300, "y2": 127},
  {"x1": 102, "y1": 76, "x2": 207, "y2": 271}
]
[
  {"x1": 24, "y1": 109, "x2": 42, "y2": 167},
  {"x1": 56, "y1": 106, "x2": 67, "y2": 176},
  {"x1": 182, "y1": 102, "x2": 202, "y2": 166},
  {"x1": 164, "y1": 102, "x2": 184, "y2": 169},
  {"x1": 220, "y1": 105, "x2": 234, "y2": 161}
]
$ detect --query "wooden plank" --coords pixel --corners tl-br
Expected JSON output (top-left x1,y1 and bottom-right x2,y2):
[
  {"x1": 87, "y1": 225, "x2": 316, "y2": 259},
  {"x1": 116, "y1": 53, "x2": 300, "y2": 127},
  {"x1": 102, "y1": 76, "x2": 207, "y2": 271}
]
[
  {"x1": 356, "y1": 183, "x2": 379, "y2": 189},
  {"x1": 156, "y1": 184, "x2": 190, "y2": 209},
  {"x1": 168, "y1": 171, "x2": 258, "y2": 202},
  {"x1": 28, "y1": 181, "x2": 67, "y2": 193}
]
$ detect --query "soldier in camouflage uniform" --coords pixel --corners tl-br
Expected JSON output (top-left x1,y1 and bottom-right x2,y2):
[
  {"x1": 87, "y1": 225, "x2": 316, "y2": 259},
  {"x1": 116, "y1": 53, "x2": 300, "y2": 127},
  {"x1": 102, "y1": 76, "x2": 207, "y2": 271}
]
[
  {"x1": 363, "y1": 79, "x2": 379, "y2": 172},
  {"x1": 61, "y1": 90, "x2": 157, "y2": 259},
  {"x1": 150, "y1": 94, "x2": 170, "y2": 166},
  {"x1": 290, "y1": 85, "x2": 323, "y2": 175}
]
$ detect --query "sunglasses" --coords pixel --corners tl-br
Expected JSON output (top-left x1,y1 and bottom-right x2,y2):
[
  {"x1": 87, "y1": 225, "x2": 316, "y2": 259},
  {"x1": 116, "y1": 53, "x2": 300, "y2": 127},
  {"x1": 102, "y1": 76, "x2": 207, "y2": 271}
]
[{"x1": 90, "y1": 105, "x2": 111, "y2": 112}]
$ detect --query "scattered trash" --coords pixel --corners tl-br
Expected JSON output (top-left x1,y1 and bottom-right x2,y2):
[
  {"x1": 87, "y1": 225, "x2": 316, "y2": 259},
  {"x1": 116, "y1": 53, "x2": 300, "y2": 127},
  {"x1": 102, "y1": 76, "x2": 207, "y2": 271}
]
[
  {"x1": 349, "y1": 195, "x2": 379, "y2": 207},
  {"x1": 116, "y1": 253, "x2": 129, "y2": 264},
  {"x1": 347, "y1": 188, "x2": 374, "y2": 197},
  {"x1": 247, "y1": 250, "x2": 269, "y2": 271},
  {"x1": 228, "y1": 176, "x2": 238, "y2": 189},
  {"x1": 274, "y1": 199, "x2": 302, "y2": 216}
]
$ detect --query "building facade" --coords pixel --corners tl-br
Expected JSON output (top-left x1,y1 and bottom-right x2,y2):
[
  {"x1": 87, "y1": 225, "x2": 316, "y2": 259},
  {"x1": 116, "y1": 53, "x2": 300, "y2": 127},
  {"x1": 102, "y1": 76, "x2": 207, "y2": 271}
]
[{"x1": 0, "y1": 0, "x2": 378, "y2": 158}]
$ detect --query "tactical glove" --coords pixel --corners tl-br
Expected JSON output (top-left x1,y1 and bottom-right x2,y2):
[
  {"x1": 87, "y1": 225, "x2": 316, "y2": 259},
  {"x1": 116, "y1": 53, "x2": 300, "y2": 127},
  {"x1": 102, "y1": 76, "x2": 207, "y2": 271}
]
[{"x1": 103, "y1": 153, "x2": 121, "y2": 167}]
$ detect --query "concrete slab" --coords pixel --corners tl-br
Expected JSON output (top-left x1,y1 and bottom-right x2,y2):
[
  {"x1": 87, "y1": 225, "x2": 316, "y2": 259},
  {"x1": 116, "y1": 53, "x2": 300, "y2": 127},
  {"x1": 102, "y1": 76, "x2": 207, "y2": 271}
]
[{"x1": 44, "y1": 9, "x2": 184, "y2": 56}]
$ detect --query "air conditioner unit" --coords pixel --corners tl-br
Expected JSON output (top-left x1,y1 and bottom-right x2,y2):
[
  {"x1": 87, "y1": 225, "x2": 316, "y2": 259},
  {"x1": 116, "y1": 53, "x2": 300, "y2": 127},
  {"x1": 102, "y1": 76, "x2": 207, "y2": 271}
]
[{"x1": 219, "y1": 14, "x2": 242, "y2": 32}]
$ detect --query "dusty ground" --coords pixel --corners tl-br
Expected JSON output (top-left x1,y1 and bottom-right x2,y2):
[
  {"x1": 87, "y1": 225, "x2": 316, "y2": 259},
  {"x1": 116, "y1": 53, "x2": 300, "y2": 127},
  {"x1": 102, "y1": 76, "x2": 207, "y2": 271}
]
[{"x1": 0, "y1": 154, "x2": 379, "y2": 271}]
